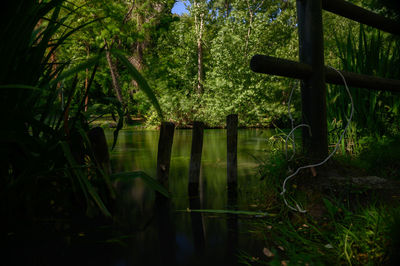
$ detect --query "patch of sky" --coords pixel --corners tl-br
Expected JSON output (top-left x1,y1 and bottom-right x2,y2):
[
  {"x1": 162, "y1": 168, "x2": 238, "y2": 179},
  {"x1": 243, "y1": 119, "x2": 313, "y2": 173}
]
[{"x1": 172, "y1": 0, "x2": 190, "y2": 15}]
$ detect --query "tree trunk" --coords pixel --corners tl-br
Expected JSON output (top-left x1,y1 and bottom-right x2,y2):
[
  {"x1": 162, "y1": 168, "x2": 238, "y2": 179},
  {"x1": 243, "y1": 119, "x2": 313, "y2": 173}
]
[
  {"x1": 225, "y1": 0, "x2": 230, "y2": 17},
  {"x1": 245, "y1": 0, "x2": 264, "y2": 57},
  {"x1": 106, "y1": 50, "x2": 124, "y2": 104},
  {"x1": 194, "y1": 0, "x2": 205, "y2": 94},
  {"x1": 105, "y1": 44, "x2": 132, "y2": 122},
  {"x1": 197, "y1": 30, "x2": 204, "y2": 94}
]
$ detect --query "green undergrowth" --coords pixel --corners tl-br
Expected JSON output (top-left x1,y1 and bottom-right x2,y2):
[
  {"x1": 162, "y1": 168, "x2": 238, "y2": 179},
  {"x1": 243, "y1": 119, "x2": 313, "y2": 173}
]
[
  {"x1": 241, "y1": 136, "x2": 400, "y2": 265},
  {"x1": 242, "y1": 200, "x2": 400, "y2": 265}
]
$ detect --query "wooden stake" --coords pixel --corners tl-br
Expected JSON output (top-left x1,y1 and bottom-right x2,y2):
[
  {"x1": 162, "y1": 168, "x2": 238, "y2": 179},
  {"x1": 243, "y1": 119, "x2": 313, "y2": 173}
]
[
  {"x1": 156, "y1": 122, "x2": 175, "y2": 191},
  {"x1": 88, "y1": 127, "x2": 111, "y2": 175},
  {"x1": 188, "y1": 121, "x2": 204, "y2": 194},
  {"x1": 227, "y1": 114, "x2": 238, "y2": 185}
]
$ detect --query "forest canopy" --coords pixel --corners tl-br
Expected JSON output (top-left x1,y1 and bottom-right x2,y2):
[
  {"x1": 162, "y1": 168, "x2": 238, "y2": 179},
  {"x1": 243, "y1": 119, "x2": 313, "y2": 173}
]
[{"x1": 44, "y1": 0, "x2": 398, "y2": 135}]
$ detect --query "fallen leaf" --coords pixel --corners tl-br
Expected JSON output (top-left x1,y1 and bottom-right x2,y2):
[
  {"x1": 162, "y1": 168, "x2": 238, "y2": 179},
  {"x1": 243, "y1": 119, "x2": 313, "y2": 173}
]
[
  {"x1": 278, "y1": 245, "x2": 284, "y2": 251},
  {"x1": 263, "y1": 247, "x2": 274, "y2": 258},
  {"x1": 281, "y1": 260, "x2": 288, "y2": 266}
]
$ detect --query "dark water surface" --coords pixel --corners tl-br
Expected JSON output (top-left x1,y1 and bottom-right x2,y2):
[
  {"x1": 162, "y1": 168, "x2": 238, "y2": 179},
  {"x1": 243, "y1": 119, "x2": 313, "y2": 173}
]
[
  {"x1": 5, "y1": 128, "x2": 277, "y2": 266},
  {"x1": 105, "y1": 128, "x2": 276, "y2": 265}
]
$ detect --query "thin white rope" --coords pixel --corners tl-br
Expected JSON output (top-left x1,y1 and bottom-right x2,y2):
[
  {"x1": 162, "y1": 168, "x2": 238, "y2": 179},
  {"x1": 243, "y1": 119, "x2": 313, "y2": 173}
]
[
  {"x1": 285, "y1": 123, "x2": 311, "y2": 161},
  {"x1": 281, "y1": 66, "x2": 354, "y2": 213},
  {"x1": 285, "y1": 82, "x2": 313, "y2": 161}
]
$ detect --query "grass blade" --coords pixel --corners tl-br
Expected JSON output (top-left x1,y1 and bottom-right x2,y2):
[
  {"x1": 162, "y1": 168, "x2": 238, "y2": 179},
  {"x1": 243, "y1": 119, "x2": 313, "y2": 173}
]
[
  {"x1": 60, "y1": 140, "x2": 111, "y2": 217},
  {"x1": 111, "y1": 171, "x2": 170, "y2": 198},
  {"x1": 110, "y1": 49, "x2": 164, "y2": 120},
  {"x1": 178, "y1": 208, "x2": 273, "y2": 217}
]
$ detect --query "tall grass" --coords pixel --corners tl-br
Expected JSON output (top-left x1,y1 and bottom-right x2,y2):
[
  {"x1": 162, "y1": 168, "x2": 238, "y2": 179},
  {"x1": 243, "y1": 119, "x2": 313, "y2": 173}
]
[
  {"x1": 243, "y1": 150, "x2": 400, "y2": 264},
  {"x1": 327, "y1": 25, "x2": 400, "y2": 154},
  {"x1": 1, "y1": 0, "x2": 165, "y2": 225}
]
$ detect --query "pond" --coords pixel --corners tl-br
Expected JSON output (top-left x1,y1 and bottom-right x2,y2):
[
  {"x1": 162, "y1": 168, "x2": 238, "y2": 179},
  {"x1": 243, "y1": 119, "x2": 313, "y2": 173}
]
[{"x1": 105, "y1": 127, "x2": 278, "y2": 265}]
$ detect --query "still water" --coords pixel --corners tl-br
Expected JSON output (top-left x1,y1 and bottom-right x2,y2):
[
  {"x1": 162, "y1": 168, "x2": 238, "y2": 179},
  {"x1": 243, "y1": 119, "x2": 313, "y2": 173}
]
[{"x1": 106, "y1": 128, "x2": 276, "y2": 265}]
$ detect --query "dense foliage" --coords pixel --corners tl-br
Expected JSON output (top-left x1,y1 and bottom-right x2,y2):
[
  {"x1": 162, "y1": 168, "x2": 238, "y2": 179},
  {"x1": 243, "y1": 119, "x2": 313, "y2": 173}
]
[
  {"x1": 0, "y1": 0, "x2": 166, "y2": 226},
  {"x1": 53, "y1": 0, "x2": 400, "y2": 139},
  {"x1": 2, "y1": 0, "x2": 400, "y2": 264},
  {"x1": 55, "y1": 0, "x2": 301, "y2": 128}
]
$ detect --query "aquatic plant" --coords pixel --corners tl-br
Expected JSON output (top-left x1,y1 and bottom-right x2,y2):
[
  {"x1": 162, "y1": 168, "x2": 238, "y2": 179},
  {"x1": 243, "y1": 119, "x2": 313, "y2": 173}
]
[{"x1": 1, "y1": 0, "x2": 165, "y2": 227}]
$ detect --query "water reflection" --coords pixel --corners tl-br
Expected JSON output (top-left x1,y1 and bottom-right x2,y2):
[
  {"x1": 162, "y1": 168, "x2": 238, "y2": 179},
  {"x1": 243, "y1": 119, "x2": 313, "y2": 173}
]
[{"x1": 106, "y1": 128, "x2": 274, "y2": 265}]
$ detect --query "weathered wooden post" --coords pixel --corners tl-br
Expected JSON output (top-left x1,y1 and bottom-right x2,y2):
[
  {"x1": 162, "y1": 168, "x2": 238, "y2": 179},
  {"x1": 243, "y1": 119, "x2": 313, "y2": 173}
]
[
  {"x1": 226, "y1": 114, "x2": 238, "y2": 188},
  {"x1": 188, "y1": 121, "x2": 204, "y2": 195},
  {"x1": 226, "y1": 114, "x2": 238, "y2": 263},
  {"x1": 155, "y1": 122, "x2": 176, "y2": 264},
  {"x1": 88, "y1": 127, "x2": 111, "y2": 175},
  {"x1": 156, "y1": 122, "x2": 175, "y2": 192},
  {"x1": 187, "y1": 121, "x2": 206, "y2": 253},
  {"x1": 297, "y1": 0, "x2": 328, "y2": 160}
]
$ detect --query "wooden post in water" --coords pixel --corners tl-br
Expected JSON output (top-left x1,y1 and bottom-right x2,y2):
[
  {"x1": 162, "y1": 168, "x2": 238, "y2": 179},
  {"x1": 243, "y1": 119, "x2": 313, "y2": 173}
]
[
  {"x1": 188, "y1": 121, "x2": 204, "y2": 195},
  {"x1": 88, "y1": 127, "x2": 111, "y2": 175},
  {"x1": 156, "y1": 122, "x2": 175, "y2": 192},
  {"x1": 226, "y1": 114, "x2": 238, "y2": 188},
  {"x1": 296, "y1": 0, "x2": 328, "y2": 160},
  {"x1": 155, "y1": 122, "x2": 176, "y2": 264}
]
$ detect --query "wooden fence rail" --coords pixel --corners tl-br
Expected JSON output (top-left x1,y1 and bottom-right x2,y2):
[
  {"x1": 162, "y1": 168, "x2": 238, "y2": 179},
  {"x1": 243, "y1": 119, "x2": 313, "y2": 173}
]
[
  {"x1": 251, "y1": 55, "x2": 400, "y2": 92},
  {"x1": 322, "y1": 0, "x2": 400, "y2": 36},
  {"x1": 251, "y1": 0, "x2": 400, "y2": 159}
]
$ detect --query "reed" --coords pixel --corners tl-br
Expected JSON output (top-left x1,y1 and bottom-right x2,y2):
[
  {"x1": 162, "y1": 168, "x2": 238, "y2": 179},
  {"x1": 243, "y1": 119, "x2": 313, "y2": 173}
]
[
  {"x1": 327, "y1": 24, "x2": 400, "y2": 154},
  {"x1": 1, "y1": 0, "x2": 165, "y2": 224}
]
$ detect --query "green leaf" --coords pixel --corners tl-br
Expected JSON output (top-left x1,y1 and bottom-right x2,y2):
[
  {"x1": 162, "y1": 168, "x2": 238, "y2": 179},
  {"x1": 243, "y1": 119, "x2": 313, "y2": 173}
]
[
  {"x1": 49, "y1": 53, "x2": 104, "y2": 87},
  {"x1": 0, "y1": 84, "x2": 41, "y2": 91},
  {"x1": 112, "y1": 104, "x2": 124, "y2": 150},
  {"x1": 76, "y1": 126, "x2": 116, "y2": 200},
  {"x1": 60, "y1": 141, "x2": 112, "y2": 217},
  {"x1": 110, "y1": 49, "x2": 164, "y2": 120},
  {"x1": 178, "y1": 209, "x2": 273, "y2": 217},
  {"x1": 111, "y1": 171, "x2": 170, "y2": 198}
]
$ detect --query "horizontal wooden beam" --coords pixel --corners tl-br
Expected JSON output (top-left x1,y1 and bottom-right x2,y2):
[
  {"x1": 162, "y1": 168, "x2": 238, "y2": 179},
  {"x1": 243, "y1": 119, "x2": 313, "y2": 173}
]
[
  {"x1": 250, "y1": 54, "x2": 400, "y2": 92},
  {"x1": 321, "y1": 0, "x2": 400, "y2": 36},
  {"x1": 325, "y1": 68, "x2": 400, "y2": 93},
  {"x1": 250, "y1": 54, "x2": 312, "y2": 80}
]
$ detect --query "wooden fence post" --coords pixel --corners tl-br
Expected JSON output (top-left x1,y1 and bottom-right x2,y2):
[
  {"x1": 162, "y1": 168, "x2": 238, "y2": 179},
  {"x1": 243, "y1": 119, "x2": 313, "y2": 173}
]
[
  {"x1": 188, "y1": 121, "x2": 204, "y2": 195},
  {"x1": 297, "y1": 0, "x2": 328, "y2": 160},
  {"x1": 227, "y1": 114, "x2": 238, "y2": 186},
  {"x1": 156, "y1": 122, "x2": 175, "y2": 192}
]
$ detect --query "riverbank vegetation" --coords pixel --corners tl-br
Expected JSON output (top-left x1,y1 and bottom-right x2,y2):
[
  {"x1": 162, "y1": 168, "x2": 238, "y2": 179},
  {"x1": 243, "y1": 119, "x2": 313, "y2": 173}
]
[
  {"x1": 2, "y1": 0, "x2": 400, "y2": 265},
  {"x1": 239, "y1": 135, "x2": 400, "y2": 265}
]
